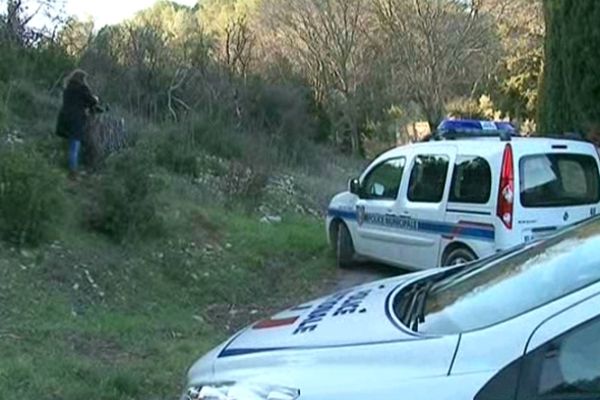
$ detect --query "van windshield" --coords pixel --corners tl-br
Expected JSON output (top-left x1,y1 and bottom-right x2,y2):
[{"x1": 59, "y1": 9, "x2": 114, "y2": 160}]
[
  {"x1": 399, "y1": 218, "x2": 600, "y2": 335},
  {"x1": 520, "y1": 154, "x2": 600, "y2": 207}
]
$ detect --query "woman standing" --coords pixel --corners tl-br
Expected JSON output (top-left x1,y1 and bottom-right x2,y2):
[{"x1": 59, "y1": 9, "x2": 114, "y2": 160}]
[{"x1": 55, "y1": 69, "x2": 98, "y2": 179}]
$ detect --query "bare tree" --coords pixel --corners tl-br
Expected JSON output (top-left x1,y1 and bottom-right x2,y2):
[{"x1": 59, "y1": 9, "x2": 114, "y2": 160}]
[
  {"x1": 1, "y1": 0, "x2": 65, "y2": 45},
  {"x1": 374, "y1": 0, "x2": 496, "y2": 130},
  {"x1": 222, "y1": 14, "x2": 255, "y2": 79},
  {"x1": 261, "y1": 0, "x2": 374, "y2": 155}
]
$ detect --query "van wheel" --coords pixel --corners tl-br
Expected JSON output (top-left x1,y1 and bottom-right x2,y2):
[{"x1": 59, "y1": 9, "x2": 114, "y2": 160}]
[
  {"x1": 443, "y1": 247, "x2": 477, "y2": 267},
  {"x1": 335, "y1": 223, "x2": 355, "y2": 269}
]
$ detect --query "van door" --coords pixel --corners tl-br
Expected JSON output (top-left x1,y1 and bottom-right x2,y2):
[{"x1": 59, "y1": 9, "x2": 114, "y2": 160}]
[
  {"x1": 355, "y1": 156, "x2": 407, "y2": 264},
  {"x1": 395, "y1": 150, "x2": 456, "y2": 269},
  {"x1": 444, "y1": 155, "x2": 497, "y2": 263},
  {"x1": 515, "y1": 145, "x2": 600, "y2": 245}
]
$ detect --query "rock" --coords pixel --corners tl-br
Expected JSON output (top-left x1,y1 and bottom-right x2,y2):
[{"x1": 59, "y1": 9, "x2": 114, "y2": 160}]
[
  {"x1": 20, "y1": 249, "x2": 33, "y2": 259},
  {"x1": 260, "y1": 215, "x2": 282, "y2": 224},
  {"x1": 193, "y1": 315, "x2": 205, "y2": 323}
]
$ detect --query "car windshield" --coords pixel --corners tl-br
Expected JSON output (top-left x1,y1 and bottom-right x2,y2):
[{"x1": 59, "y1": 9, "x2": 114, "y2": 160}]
[{"x1": 396, "y1": 218, "x2": 600, "y2": 335}]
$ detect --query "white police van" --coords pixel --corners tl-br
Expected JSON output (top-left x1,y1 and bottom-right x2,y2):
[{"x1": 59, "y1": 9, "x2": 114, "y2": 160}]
[
  {"x1": 327, "y1": 119, "x2": 600, "y2": 268},
  {"x1": 181, "y1": 216, "x2": 600, "y2": 400}
]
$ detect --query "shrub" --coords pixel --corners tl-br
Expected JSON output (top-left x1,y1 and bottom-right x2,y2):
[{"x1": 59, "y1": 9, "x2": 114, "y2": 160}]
[
  {"x1": 154, "y1": 131, "x2": 200, "y2": 177},
  {"x1": 244, "y1": 82, "x2": 318, "y2": 167},
  {"x1": 0, "y1": 144, "x2": 65, "y2": 246},
  {"x1": 189, "y1": 113, "x2": 243, "y2": 160},
  {"x1": 90, "y1": 148, "x2": 163, "y2": 242},
  {"x1": 222, "y1": 162, "x2": 268, "y2": 211}
]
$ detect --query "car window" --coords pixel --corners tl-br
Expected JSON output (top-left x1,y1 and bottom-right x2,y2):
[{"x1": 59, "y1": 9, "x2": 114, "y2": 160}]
[
  {"x1": 401, "y1": 219, "x2": 600, "y2": 335},
  {"x1": 408, "y1": 155, "x2": 450, "y2": 203},
  {"x1": 361, "y1": 157, "x2": 405, "y2": 200},
  {"x1": 520, "y1": 154, "x2": 600, "y2": 207},
  {"x1": 537, "y1": 318, "x2": 600, "y2": 397},
  {"x1": 449, "y1": 156, "x2": 492, "y2": 204}
]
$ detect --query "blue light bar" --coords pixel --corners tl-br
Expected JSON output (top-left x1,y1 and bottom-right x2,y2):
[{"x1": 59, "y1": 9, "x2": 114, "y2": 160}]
[{"x1": 437, "y1": 119, "x2": 518, "y2": 135}]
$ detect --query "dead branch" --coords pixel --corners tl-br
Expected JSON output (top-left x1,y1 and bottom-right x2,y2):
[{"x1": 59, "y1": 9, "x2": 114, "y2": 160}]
[{"x1": 168, "y1": 68, "x2": 189, "y2": 121}]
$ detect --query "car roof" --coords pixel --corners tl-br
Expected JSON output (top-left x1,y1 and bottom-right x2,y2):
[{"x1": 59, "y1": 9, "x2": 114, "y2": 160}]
[{"x1": 379, "y1": 136, "x2": 597, "y2": 161}]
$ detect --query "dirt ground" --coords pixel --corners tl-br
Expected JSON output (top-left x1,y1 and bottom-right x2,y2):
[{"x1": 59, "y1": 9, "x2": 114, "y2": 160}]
[{"x1": 332, "y1": 262, "x2": 406, "y2": 291}]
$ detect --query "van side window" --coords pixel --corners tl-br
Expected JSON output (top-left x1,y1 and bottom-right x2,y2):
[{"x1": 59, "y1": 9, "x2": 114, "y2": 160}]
[
  {"x1": 361, "y1": 157, "x2": 406, "y2": 200},
  {"x1": 449, "y1": 156, "x2": 492, "y2": 204},
  {"x1": 408, "y1": 155, "x2": 450, "y2": 203}
]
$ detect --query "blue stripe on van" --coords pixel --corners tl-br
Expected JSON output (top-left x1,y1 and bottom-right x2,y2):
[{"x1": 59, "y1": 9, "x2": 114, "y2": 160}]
[{"x1": 328, "y1": 208, "x2": 495, "y2": 242}]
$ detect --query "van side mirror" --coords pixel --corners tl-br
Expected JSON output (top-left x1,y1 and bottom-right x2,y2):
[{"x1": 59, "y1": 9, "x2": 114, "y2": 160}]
[{"x1": 349, "y1": 178, "x2": 360, "y2": 196}]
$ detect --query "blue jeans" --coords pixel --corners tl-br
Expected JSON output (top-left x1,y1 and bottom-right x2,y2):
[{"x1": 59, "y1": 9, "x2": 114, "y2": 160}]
[{"x1": 68, "y1": 139, "x2": 81, "y2": 172}]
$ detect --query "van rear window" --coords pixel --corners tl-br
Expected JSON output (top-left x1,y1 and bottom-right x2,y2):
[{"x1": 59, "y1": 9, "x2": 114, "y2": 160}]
[{"x1": 520, "y1": 154, "x2": 600, "y2": 207}]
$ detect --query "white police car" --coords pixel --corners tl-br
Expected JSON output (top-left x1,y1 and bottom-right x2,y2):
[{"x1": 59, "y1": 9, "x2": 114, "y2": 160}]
[
  {"x1": 181, "y1": 216, "x2": 600, "y2": 400},
  {"x1": 327, "y1": 119, "x2": 600, "y2": 268}
]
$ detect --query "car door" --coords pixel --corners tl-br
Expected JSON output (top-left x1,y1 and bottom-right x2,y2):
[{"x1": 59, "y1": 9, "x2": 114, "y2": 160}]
[
  {"x1": 394, "y1": 149, "x2": 456, "y2": 269},
  {"x1": 354, "y1": 156, "x2": 407, "y2": 265},
  {"x1": 516, "y1": 293, "x2": 600, "y2": 400},
  {"x1": 475, "y1": 293, "x2": 600, "y2": 400}
]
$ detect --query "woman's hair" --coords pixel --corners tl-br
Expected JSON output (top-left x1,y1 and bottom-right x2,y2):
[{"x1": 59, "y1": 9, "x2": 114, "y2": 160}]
[{"x1": 64, "y1": 69, "x2": 88, "y2": 88}]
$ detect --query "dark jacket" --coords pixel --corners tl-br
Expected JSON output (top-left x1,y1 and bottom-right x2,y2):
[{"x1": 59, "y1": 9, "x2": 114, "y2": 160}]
[{"x1": 55, "y1": 81, "x2": 98, "y2": 140}]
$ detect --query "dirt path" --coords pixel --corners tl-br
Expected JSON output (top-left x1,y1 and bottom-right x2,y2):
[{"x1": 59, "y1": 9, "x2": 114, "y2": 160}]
[{"x1": 333, "y1": 262, "x2": 406, "y2": 291}]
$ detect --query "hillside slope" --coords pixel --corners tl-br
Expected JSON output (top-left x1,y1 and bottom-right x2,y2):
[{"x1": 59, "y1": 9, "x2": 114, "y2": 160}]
[{"x1": 0, "y1": 93, "x2": 363, "y2": 400}]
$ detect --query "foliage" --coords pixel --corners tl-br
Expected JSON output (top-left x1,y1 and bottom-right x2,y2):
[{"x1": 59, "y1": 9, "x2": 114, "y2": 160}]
[
  {"x1": 0, "y1": 143, "x2": 64, "y2": 245},
  {"x1": 154, "y1": 130, "x2": 201, "y2": 177},
  {"x1": 1, "y1": 0, "x2": 552, "y2": 153},
  {"x1": 446, "y1": 96, "x2": 503, "y2": 121},
  {"x1": 57, "y1": 17, "x2": 95, "y2": 59},
  {"x1": 222, "y1": 162, "x2": 268, "y2": 210},
  {"x1": 90, "y1": 148, "x2": 163, "y2": 242},
  {"x1": 483, "y1": 0, "x2": 544, "y2": 123},
  {"x1": 538, "y1": 0, "x2": 600, "y2": 137}
]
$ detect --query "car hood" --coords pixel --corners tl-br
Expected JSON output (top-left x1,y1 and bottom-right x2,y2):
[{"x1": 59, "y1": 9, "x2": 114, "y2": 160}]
[{"x1": 216, "y1": 272, "x2": 430, "y2": 358}]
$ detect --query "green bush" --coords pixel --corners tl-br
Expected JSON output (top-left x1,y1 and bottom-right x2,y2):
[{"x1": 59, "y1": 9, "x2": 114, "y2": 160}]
[
  {"x1": 90, "y1": 148, "x2": 163, "y2": 242},
  {"x1": 189, "y1": 113, "x2": 243, "y2": 160},
  {"x1": 154, "y1": 131, "x2": 200, "y2": 177},
  {"x1": 0, "y1": 144, "x2": 65, "y2": 246}
]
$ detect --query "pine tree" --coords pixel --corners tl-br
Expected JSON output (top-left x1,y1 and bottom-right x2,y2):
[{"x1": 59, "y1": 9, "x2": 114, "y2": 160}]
[{"x1": 538, "y1": 0, "x2": 600, "y2": 136}]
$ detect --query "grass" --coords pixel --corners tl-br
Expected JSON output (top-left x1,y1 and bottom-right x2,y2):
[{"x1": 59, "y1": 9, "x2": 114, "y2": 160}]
[{"x1": 0, "y1": 172, "x2": 337, "y2": 400}]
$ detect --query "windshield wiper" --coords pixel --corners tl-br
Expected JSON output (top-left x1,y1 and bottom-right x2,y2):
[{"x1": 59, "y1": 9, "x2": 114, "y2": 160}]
[{"x1": 403, "y1": 281, "x2": 433, "y2": 332}]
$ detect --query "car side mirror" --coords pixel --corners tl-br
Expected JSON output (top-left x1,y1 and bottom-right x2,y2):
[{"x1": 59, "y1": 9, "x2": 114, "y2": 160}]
[{"x1": 349, "y1": 178, "x2": 360, "y2": 196}]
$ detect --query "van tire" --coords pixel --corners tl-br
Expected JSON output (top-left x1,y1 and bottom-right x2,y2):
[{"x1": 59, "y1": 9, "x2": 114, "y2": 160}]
[
  {"x1": 335, "y1": 223, "x2": 355, "y2": 269},
  {"x1": 442, "y1": 246, "x2": 477, "y2": 267}
]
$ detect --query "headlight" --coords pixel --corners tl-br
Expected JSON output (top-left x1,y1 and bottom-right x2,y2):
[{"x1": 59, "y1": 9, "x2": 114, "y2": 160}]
[{"x1": 184, "y1": 382, "x2": 300, "y2": 400}]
